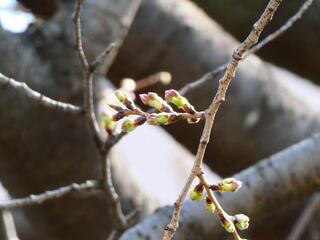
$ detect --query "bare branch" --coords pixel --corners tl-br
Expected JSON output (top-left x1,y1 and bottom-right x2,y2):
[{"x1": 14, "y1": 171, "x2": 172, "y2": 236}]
[
  {"x1": 0, "y1": 73, "x2": 82, "y2": 114},
  {"x1": 71, "y1": 0, "x2": 142, "y2": 237},
  {"x1": 89, "y1": 43, "x2": 116, "y2": 73},
  {"x1": 286, "y1": 193, "x2": 320, "y2": 240},
  {"x1": 163, "y1": 0, "x2": 283, "y2": 239},
  {"x1": 1, "y1": 210, "x2": 19, "y2": 240},
  {"x1": 72, "y1": 0, "x2": 89, "y2": 71},
  {"x1": 0, "y1": 181, "x2": 98, "y2": 210},
  {"x1": 179, "y1": 0, "x2": 314, "y2": 96},
  {"x1": 121, "y1": 134, "x2": 320, "y2": 240}
]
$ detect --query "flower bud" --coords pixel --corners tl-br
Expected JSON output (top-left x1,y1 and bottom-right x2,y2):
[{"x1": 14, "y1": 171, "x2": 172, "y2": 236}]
[
  {"x1": 122, "y1": 119, "x2": 136, "y2": 133},
  {"x1": 140, "y1": 92, "x2": 173, "y2": 112},
  {"x1": 211, "y1": 178, "x2": 242, "y2": 193},
  {"x1": 121, "y1": 116, "x2": 146, "y2": 133},
  {"x1": 165, "y1": 89, "x2": 196, "y2": 114},
  {"x1": 102, "y1": 113, "x2": 116, "y2": 134},
  {"x1": 223, "y1": 220, "x2": 236, "y2": 233},
  {"x1": 115, "y1": 90, "x2": 135, "y2": 110},
  {"x1": 234, "y1": 214, "x2": 250, "y2": 230},
  {"x1": 189, "y1": 183, "x2": 204, "y2": 201},
  {"x1": 205, "y1": 196, "x2": 215, "y2": 213},
  {"x1": 146, "y1": 113, "x2": 178, "y2": 125}
]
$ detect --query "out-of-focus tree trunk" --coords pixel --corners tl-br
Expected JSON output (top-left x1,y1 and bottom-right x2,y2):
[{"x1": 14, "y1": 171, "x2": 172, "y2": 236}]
[
  {"x1": 0, "y1": 1, "x2": 149, "y2": 239},
  {"x1": 121, "y1": 134, "x2": 320, "y2": 240},
  {"x1": 192, "y1": 0, "x2": 320, "y2": 84},
  {"x1": 110, "y1": 0, "x2": 320, "y2": 176}
]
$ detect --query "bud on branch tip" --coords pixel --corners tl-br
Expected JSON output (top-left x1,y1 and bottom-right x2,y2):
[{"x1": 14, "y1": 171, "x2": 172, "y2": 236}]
[
  {"x1": 211, "y1": 178, "x2": 242, "y2": 193},
  {"x1": 189, "y1": 183, "x2": 204, "y2": 201},
  {"x1": 115, "y1": 90, "x2": 135, "y2": 110},
  {"x1": 140, "y1": 92, "x2": 173, "y2": 112}
]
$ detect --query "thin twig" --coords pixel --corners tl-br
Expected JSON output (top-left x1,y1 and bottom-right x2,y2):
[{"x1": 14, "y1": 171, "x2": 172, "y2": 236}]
[
  {"x1": 1, "y1": 210, "x2": 20, "y2": 240},
  {"x1": 72, "y1": 0, "x2": 130, "y2": 237},
  {"x1": 0, "y1": 181, "x2": 99, "y2": 210},
  {"x1": 89, "y1": 43, "x2": 116, "y2": 73},
  {"x1": 286, "y1": 193, "x2": 320, "y2": 240},
  {"x1": 163, "y1": 0, "x2": 283, "y2": 239},
  {"x1": 0, "y1": 73, "x2": 82, "y2": 114},
  {"x1": 198, "y1": 174, "x2": 242, "y2": 240},
  {"x1": 179, "y1": 0, "x2": 314, "y2": 96},
  {"x1": 72, "y1": 0, "x2": 101, "y2": 146}
]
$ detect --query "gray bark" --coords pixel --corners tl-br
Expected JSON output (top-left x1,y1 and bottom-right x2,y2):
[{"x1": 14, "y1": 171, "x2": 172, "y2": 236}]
[
  {"x1": 121, "y1": 134, "x2": 320, "y2": 240},
  {"x1": 110, "y1": 0, "x2": 320, "y2": 175},
  {"x1": 0, "y1": 1, "x2": 152, "y2": 239}
]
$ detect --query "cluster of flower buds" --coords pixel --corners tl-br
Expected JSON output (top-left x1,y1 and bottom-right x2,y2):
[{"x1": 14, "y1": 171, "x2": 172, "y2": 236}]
[
  {"x1": 189, "y1": 178, "x2": 247, "y2": 237},
  {"x1": 210, "y1": 178, "x2": 242, "y2": 193},
  {"x1": 103, "y1": 88, "x2": 202, "y2": 136}
]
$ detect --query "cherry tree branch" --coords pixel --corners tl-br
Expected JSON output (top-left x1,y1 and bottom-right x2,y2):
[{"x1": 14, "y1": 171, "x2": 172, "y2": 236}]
[
  {"x1": 0, "y1": 73, "x2": 82, "y2": 114},
  {"x1": 121, "y1": 134, "x2": 320, "y2": 240},
  {"x1": 179, "y1": 0, "x2": 314, "y2": 96},
  {"x1": 0, "y1": 181, "x2": 98, "y2": 210},
  {"x1": 163, "y1": 0, "x2": 283, "y2": 239}
]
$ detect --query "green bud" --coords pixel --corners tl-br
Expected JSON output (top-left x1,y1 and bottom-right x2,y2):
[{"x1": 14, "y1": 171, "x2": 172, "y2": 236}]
[
  {"x1": 140, "y1": 92, "x2": 173, "y2": 112},
  {"x1": 165, "y1": 89, "x2": 196, "y2": 114},
  {"x1": 205, "y1": 196, "x2": 215, "y2": 213},
  {"x1": 189, "y1": 183, "x2": 204, "y2": 201},
  {"x1": 146, "y1": 113, "x2": 178, "y2": 125},
  {"x1": 121, "y1": 119, "x2": 136, "y2": 133},
  {"x1": 234, "y1": 214, "x2": 250, "y2": 230},
  {"x1": 224, "y1": 220, "x2": 236, "y2": 233},
  {"x1": 121, "y1": 116, "x2": 146, "y2": 133},
  {"x1": 115, "y1": 90, "x2": 135, "y2": 110},
  {"x1": 102, "y1": 113, "x2": 116, "y2": 134},
  {"x1": 213, "y1": 178, "x2": 242, "y2": 193}
]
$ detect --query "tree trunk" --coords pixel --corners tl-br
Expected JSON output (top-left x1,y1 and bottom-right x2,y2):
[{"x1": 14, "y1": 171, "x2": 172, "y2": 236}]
[
  {"x1": 110, "y1": 0, "x2": 320, "y2": 176},
  {"x1": 121, "y1": 134, "x2": 320, "y2": 240}
]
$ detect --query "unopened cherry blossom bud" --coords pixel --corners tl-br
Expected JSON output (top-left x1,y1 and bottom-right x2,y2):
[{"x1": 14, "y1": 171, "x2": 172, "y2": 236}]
[
  {"x1": 115, "y1": 90, "x2": 135, "y2": 110},
  {"x1": 139, "y1": 92, "x2": 173, "y2": 112},
  {"x1": 234, "y1": 214, "x2": 250, "y2": 230},
  {"x1": 102, "y1": 113, "x2": 116, "y2": 134},
  {"x1": 223, "y1": 219, "x2": 236, "y2": 233},
  {"x1": 205, "y1": 196, "x2": 215, "y2": 213},
  {"x1": 146, "y1": 113, "x2": 178, "y2": 125},
  {"x1": 121, "y1": 116, "x2": 146, "y2": 133},
  {"x1": 165, "y1": 89, "x2": 196, "y2": 114},
  {"x1": 211, "y1": 178, "x2": 242, "y2": 193},
  {"x1": 189, "y1": 183, "x2": 204, "y2": 201}
]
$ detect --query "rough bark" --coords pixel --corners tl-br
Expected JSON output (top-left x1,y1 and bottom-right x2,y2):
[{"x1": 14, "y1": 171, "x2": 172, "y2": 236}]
[
  {"x1": 110, "y1": 0, "x2": 320, "y2": 176},
  {"x1": 0, "y1": 1, "x2": 151, "y2": 239},
  {"x1": 121, "y1": 134, "x2": 320, "y2": 240}
]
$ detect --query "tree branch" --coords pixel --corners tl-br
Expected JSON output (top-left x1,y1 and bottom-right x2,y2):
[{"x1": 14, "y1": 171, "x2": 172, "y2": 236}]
[
  {"x1": 286, "y1": 193, "x2": 320, "y2": 240},
  {"x1": 121, "y1": 134, "x2": 320, "y2": 240},
  {"x1": 0, "y1": 181, "x2": 98, "y2": 210},
  {"x1": 179, "y1": 0, "x2": 314, "y2": 96},
  {"x1": 0, "y1": 73, "x2": 82, "y2": 114},
  {"x1": 71, "y1": 0, "x2": 142, "y2": 238},
  {"x1": 163, "y1": 0, "x2": 283, "y2": 239}
]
